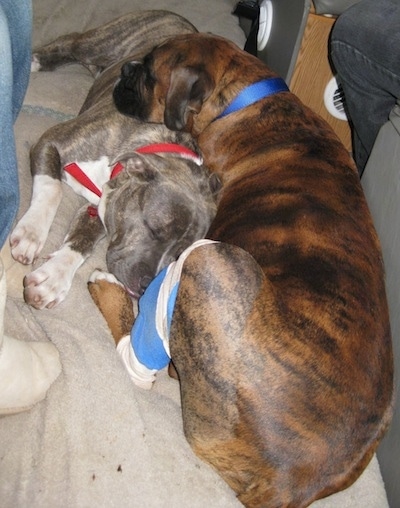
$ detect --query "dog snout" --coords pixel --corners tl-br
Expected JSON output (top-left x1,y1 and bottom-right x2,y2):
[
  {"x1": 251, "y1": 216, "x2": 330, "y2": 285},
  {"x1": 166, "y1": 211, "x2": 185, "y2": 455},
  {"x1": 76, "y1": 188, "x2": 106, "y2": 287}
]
[
  {"x1": 113, "y1": 59, "x2": 152, "y2": 120},
  {"x1": 124, "y1": 275, "x2": 152, "y2": 299},
  {"x1": 106, "y1": 249, "x2": 155, "y2": 299},
  {"x1": 123, "y1": 273, "x2": 154, "y2": 300},
  {"x1": 121, "y1": 61, "x2": 137, "y2": 78},
  {"x1": 140, "y1": 275, "x2": 152, "y2": 292}
]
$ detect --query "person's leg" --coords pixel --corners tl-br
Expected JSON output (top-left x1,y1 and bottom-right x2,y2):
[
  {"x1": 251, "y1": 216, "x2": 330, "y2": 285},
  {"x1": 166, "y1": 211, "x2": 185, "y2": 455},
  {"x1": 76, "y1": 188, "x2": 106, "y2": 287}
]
[
  {"x1": 0, "y1": 1, "x2": 61, "y2": 415},
  {"x1": 0, "y1": 258, "x2": 61, "y2": 415},
  {"x1": 0, "y1": 0, "x2": 32, "y2": 248},
  {"x1": 330, "y1": 0, "x2": 400, "y2": 175},
  {"x1": 2, "y1": 0, "x2": 32, "y2": 120}
]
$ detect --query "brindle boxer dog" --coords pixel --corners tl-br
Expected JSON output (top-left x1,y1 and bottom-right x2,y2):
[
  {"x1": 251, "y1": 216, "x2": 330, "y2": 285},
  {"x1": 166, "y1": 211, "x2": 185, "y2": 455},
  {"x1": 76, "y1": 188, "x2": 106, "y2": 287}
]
[
  {"x1": 106, "y1": 33, "x2": 394, "y2": 507},
  {"x1": 10, "y1": 12, "x2": 219, "y2": 308}
]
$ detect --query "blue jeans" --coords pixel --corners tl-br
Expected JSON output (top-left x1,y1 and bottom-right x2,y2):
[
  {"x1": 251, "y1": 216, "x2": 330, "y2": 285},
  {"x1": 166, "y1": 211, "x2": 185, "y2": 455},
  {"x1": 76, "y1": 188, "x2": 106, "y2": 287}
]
[
  {"x1": 0, "y1": 0, "x2": 32, "y2": 248},
  {"x1": 330, "y1": 0, "x2": 400, "y2": 175}
]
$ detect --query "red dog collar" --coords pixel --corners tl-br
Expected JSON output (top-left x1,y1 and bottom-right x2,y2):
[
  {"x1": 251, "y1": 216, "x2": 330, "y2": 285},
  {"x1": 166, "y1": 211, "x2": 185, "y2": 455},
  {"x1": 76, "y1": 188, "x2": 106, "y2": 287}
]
[
  {"x1": 63, "y1": 143, "x2": 203, "y2": 217},
  {"x1": 135, "y1": 143, "x2": 203, "y2": 165}
]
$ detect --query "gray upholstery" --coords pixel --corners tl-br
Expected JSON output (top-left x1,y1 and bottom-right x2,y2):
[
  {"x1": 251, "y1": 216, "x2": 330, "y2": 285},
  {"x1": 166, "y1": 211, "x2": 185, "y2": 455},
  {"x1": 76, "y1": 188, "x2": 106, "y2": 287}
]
[
  {"x1": 256, "y1": 0, "x2": 310, "y2": 83},
  {"x1": 313, "y1": 0, "x2": 360, "y2": 15},
  {"x1": 362, "y1": 104, "x2": 400, "y2": 507},
  {"x1": 238, "y1": 0, "x2": 360, "y2": 84},
  {"x1": 236, "y1": 0, "x2": 310, "y2": 82}
]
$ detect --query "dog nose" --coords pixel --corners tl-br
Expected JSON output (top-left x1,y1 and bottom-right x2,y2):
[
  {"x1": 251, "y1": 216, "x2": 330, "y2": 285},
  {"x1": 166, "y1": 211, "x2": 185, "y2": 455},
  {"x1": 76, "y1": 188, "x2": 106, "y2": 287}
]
[
  {"x1": 121, "y1": 62, "x2": 136, "y2": 77},
  {"x1": 140, "y1": 275, "x2": 152, "y2": 292}
]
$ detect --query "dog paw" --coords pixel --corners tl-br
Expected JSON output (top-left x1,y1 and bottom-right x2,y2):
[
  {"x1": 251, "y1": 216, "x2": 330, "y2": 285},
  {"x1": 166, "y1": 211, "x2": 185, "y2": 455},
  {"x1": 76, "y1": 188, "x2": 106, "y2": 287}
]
[
  {"x1": 23, "y1": 246, "x2": 83, "y2": 309},
  {"x1": 31, "y1": 54, "x2": 42, "y2": 72},
  {"x1": 88, "y1": 269, "x2": 123, "y2": 286},
  {"x1": 88, "y1": 270, "x2": 135, "y2": 345},
  {"x1": 24, "y1": 265, "x2": 70, "y2": 310},
  {"x1": 10, "y1": 177, "x2": 62, "y2": 264},
  {"x1": 10, "y1": 221, "x2": 47, "y2": 265}
]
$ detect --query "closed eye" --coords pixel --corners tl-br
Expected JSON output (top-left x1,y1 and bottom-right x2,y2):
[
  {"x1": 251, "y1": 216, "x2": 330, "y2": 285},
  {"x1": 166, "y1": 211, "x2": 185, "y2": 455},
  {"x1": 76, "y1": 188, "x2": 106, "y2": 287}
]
[{"x1": 144, "y1": 219, "x2": 168, "y2": 242}]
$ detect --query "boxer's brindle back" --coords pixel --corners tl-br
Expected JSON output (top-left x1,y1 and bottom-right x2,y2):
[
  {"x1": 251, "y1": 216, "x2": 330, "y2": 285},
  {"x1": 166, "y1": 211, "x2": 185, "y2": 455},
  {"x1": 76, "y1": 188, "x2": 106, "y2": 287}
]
[{"x1": 113, "y1": 33, "x2": 393, "y2": 507}]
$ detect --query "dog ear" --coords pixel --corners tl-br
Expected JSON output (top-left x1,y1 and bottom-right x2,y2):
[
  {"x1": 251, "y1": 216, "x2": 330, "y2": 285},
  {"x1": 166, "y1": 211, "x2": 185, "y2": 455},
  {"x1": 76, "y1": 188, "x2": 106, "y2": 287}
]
[
  {"x1": 165, "y1": 66, "x2": 214, "y2": 131},
  {"x1": 112, "y1": 153, "x2": 158, "y2": 181}
]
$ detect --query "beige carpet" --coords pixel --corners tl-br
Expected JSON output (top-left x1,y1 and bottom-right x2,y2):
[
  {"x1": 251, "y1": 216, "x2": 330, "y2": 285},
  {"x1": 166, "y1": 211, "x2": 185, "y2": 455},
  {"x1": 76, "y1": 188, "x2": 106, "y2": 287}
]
[{"x1": 0, "y1": 0, "x2": 388, "y2": 506}]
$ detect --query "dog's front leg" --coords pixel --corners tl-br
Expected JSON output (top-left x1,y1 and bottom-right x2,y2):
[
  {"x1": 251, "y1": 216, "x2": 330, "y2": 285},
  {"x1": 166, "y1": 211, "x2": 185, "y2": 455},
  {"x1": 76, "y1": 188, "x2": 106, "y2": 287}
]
[
  {"x1": 23, "y1": 204, "x2": 105, "y2": 309},
  {"x1": 11, "y1": 138, "x2": 66, "y2": 264},
  {"x1": 88, "y1": 270, "x2": 135, "y2": 345},
  {"x1": 10, "y1": 173, "x2": 63, "y2": 265}
]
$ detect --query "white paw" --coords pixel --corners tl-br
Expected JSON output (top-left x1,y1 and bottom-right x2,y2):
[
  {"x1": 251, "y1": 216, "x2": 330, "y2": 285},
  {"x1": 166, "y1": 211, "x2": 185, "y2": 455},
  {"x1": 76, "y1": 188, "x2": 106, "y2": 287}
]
[
  {"x1": 10, "y1": 175, "x2": 62, "y2": 264},
  {"x1": 24, "y1": 266, "x2": 69, "y2": 310},
  {"x1": 31, "y1": 54, "x2": 42, "y2": 72},
  {"x1": 10, "y1": 220, "x2": 47, "y2": 265},
  {"x1": 23, "y1": 246, "x2": 84, "y2": 309},
  {"x1": 89, "y1": 269, "x2": 123, "y2": 287}
]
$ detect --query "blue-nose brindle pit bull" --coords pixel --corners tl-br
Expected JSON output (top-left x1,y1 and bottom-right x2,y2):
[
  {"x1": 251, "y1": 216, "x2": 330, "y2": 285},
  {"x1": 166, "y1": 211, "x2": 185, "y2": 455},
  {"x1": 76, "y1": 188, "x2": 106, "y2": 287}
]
[
  {"x1": 91, "y1": 30, "x2": 395, "y2": 508},
  {"x1": 9, "y1": 11, "x2": 220, "y2": 308}
]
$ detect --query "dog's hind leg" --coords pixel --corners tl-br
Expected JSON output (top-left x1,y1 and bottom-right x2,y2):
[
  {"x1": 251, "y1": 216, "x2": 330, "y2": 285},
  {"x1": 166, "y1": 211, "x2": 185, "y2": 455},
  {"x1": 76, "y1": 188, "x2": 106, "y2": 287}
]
[
  {"x1": 31, "y1": 32, "x2": 84, "y2": 72},
  {"x1": 32, "y1": 11, "x2": 198, "y2": 74},
  {"x1": 23, "y1": 204, "x2": 105, "y2": 309},
  {"x1": 88, "y1": 270, "x2": 135, "y2": 345}
]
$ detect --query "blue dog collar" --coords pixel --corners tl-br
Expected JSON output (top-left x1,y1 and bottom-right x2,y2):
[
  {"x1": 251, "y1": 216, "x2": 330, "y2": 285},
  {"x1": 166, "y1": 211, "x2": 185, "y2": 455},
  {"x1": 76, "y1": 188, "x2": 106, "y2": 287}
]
[{"x1": 215, "y1": 77, "x2": 289, "y2": 120}]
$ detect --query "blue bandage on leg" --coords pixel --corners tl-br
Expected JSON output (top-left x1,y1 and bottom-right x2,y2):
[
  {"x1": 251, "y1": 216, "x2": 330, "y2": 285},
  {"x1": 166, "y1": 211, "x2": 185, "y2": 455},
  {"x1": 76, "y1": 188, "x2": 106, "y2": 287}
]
[
  {"x1": 131, "y1": 267, "x2": 175, "y2": 370},
  {"x1": 122, "y1": 239, "x2": 218, "y2": 388}
]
